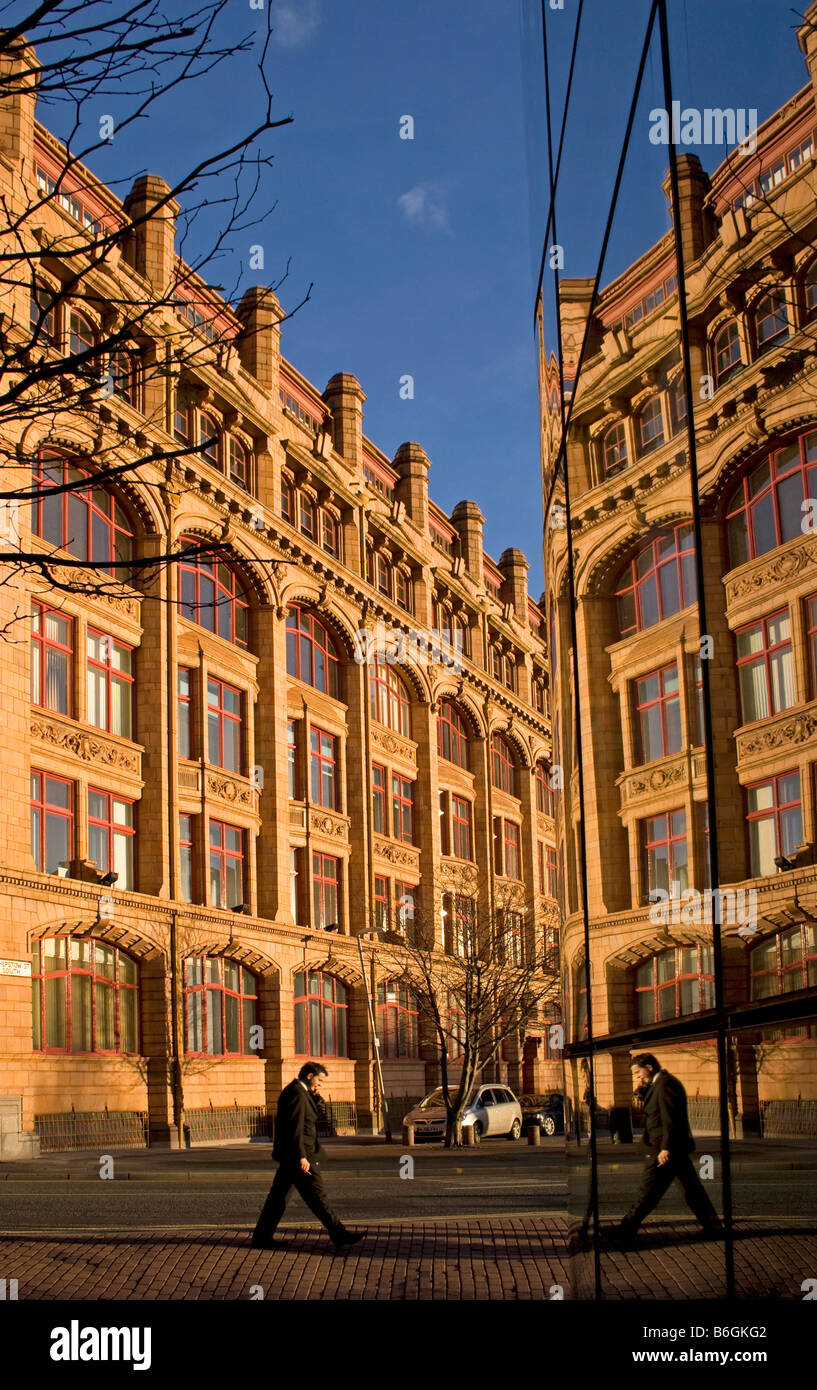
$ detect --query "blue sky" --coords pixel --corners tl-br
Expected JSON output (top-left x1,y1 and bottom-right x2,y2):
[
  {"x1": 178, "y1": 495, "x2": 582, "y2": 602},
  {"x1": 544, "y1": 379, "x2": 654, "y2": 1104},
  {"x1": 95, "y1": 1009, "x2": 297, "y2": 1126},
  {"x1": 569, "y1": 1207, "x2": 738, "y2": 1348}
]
[{"x1": 34, "y1": 0, "x2": 814, "y2": 597}]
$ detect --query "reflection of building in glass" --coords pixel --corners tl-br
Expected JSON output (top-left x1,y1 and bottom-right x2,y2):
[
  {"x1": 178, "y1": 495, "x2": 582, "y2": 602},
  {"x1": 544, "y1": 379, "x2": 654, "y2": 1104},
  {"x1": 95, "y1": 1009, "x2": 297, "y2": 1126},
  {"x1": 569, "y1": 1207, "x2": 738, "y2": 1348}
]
[
  {"x1": 539, "y1": 4, "x2": 817, "y2": 1267},
  {"x1": 0, "y1": 47, "x2": 559, "y2": 1158}
]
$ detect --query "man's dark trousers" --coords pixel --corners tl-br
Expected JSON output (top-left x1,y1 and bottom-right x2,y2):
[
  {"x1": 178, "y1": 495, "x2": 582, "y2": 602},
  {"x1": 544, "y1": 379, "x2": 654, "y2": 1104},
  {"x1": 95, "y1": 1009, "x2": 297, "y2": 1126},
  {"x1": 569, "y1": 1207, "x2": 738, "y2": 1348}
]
[
  {"x1": 624, "y1": 1151, "x2": 719, "y2": 1229},
  {"x1": 622, "y1": 1069, "x2": 720, "y2": 1232},
  {"x1": 253, "y1": 1159, "x2": 343, "y2": 1241},
  {"x1": 252, "y1": 1077, "x2": 345, "y2": 1242}
]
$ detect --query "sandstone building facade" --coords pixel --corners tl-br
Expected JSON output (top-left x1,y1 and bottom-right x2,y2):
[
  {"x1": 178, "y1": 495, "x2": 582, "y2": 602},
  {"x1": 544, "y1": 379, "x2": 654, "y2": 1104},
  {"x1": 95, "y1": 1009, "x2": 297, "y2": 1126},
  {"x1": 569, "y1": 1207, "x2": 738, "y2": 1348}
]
[
  {"x1": 541, "y1": 7, "x2": 817, "y2": 1142},
  {"x1": 0, "y1": 67, "x2": 558, "y2": 1157}
]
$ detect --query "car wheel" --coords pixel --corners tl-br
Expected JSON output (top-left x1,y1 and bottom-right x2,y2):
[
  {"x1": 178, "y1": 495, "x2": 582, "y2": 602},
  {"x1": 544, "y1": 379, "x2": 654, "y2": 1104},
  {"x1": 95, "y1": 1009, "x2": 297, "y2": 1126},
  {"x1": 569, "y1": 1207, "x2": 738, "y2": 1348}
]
[
  {"x1": 508, "y1": 1117, "x2": 521, "y2": 1141},
  {"x1": 543, "y1": 1115, "x2": 556, "y2": 1137},
  {"x1": 473, "y1": 1120, "x2": 483, "y2": 1143}
]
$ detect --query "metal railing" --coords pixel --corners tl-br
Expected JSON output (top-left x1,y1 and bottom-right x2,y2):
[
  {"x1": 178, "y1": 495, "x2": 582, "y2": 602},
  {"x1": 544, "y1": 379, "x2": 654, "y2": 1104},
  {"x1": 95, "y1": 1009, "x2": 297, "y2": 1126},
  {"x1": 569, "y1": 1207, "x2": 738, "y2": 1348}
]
[
  {"x1": 185, "y1": 1103, "x2": 273, "y2": 1143},
  {"x1": 760, "y1": 1098, "x2": 817, "y2": 1137},
  {"x1": 315, "y1": 1099, "x2": 357, "y2": 1137},
  {"x1": 35, "y1": 1108, "x2": 149, "y2": 1152}
]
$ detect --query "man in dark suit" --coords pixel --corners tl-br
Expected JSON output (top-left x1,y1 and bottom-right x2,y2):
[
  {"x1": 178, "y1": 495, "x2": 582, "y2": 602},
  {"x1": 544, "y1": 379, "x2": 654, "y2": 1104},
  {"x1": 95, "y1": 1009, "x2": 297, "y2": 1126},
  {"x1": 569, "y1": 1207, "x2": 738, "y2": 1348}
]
[
  {"x1": 616, "y1": 1052, "x2": 723, "y2": 1245},
  {"x1": 250, "y1": 1062, "x2": 362, "y2": 1251}
]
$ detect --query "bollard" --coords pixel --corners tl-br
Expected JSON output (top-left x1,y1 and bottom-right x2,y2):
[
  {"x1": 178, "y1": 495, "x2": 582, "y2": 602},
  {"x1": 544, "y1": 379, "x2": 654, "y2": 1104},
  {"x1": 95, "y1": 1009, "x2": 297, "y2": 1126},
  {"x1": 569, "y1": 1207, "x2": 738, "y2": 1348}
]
[
  {"x1": 402, "y1": 1122, "x2": 415, "y2": 1146},
  {"x1": 528, "y1": 1123, "x2": 541, "y2": 1146},
  {"x1": 463, "y1": 1124, "x2": 477, "y2": 1146}
]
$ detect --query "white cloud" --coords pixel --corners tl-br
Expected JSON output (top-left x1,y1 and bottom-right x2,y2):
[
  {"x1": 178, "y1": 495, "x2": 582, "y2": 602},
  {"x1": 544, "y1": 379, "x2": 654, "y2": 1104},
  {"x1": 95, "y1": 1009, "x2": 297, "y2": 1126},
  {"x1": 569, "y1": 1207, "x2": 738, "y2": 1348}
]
[
  {"x1": 397, "y1": 181, "x2": 451, "y2": 233},
  {"x1": 271, "y1": 0, "x2": 320, "y2": 48}
]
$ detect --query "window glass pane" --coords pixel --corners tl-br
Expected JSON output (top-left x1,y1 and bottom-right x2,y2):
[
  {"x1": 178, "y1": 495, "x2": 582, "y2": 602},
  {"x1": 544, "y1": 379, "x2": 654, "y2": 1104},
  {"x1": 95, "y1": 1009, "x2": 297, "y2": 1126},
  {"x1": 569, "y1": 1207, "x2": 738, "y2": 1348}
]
[
  {"x1": 294, "y1": 1000, "x2": 306, "y2": 1054},
  {"x1": 71, "y1": 974, "x2": 92, "y2": 1050},
  {"x1": 224, "y1": 961, "x2": 239, "y2": 992},
  {"x1": 45, "y1": 975, "x2": 66, "y2": 1047},
  {"x1": 45, "y1": 813, "x2": 70, "y2": 875},
  {"x1": 309, "y1": 998, "x2": 321, "y2": 1052},
  {"x1": 243, "y1": 996, "x2": 256, "y2": 1051},
  {"x1": 96, "y1": 980, "x2": 115, "y2": 1048},
  {"x1": 206, "y1": 989, "x2": 223, "y2": 1054},
  {"x1": 120, "y1": 987, "x2": 138, "y2": 1052},
  {"x1": 113, "y1": 831, "x2": 133, "y2": 889},
  {"x1": 32, "y1": 977, "x2": 42, "y2": 1049},
  {"x1": 95, "y1": 943, "x2": 115, "y2": 979},
  {"x1": 186, "y1": 993, "x2": 204, "y2": 1052},
  {"x1": 120, "y1": 954, "x2": 138, "y2": 986},
  {"x1": 225, "y1": 993, "x2": 239, "y2": 1052}
]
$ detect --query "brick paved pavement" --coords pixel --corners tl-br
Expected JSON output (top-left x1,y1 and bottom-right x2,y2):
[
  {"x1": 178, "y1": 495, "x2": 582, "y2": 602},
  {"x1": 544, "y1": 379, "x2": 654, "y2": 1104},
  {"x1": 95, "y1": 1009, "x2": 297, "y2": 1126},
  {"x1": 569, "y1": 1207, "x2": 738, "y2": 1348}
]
[{"x1": 1, "y1": 1215, "x2": 815, "y2": 1299}]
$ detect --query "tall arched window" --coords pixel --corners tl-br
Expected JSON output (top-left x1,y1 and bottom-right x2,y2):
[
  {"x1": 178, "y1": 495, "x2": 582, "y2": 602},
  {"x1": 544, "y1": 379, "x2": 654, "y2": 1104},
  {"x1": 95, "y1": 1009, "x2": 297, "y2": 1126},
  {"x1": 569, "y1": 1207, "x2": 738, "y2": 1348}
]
[
  {"x1": 754, "y1": 289, "x2": 789, "y2": 354},
  {"x1": 669, "y1": 378, "x2": 688, "y2": 436},
  {"x1": 376, "y1": 981, "x2": 419, "y2": 1058},
  {"x1": 491, "y1": 734, "x2": 517, "y2": 796},
  {"x1": 805, "y1": 262, "x2": 817, "y2": 319},
  {"x1": 179, "y1": 543, "x2": 249, "y2": 646},
  {"x1": 713, "y1": 320, "x2": 743, "y2": 385},
  {"x1": 602, "y1": 421, "x2": 628, "y2": 477},
  {"x1": 727, "y1": 431, "x2": 817, "y2": 567},
  {"x1": 199, "y1": 411, "x2": 220, "y2": 467},
  {"x1": 437, "y1": 700, "x2": 469, "y2": 769},
  {"x1": 111, "y1": 349, "x2": 139, "y2": 408},
  {"x1": 635, "y1": 944, "x2": 715, "y2": 1023},
  {"x1": 228, "y1": 436, "x2": 248, "y2": 489},
  {"x1": 184, "y1": 957, "x2": 258, "y2": 1055},
  {"x1": 369, "y1": 663, "x2": 410, "y2": 735},
  {"x1": 286, "y1": 606, "x2": 340, "y2": 697},
  {"x1": 32, "y1": 453, "x2": 134, "y2": 574},
  {"x1": 615, "y1": 523, "x2": 697, "y2": 637},
  {"x1": 294, "y1": 970, "x2": 348, "y2": 1056},
  {"x1": 68, "y1": 308, "x2": 95, "y2": 359},
  {"x1": 535, "y1": 761, "x2": 555, "y2": 815},
  {"x1": 31, "y1": 937, "x2": 139, "y2": 1053},
  {"x1": 636, "y1": 396, "x2": 665, "y2": 457}
]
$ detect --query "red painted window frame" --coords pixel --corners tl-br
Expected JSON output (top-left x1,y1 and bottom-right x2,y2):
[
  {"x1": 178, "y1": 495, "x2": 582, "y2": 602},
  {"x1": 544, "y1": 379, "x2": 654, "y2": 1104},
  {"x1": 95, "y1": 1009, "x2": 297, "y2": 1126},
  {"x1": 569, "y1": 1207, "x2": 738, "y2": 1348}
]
[
  {"x1": 735, "y1": 609, "x2": 794, "y2": 723},
  {"x1": 293, "y1": 970, "x2": 348, "y2": 1056},
  {"x1": 30, "y1": 770, "x2": 74, "y2": 873},
  {"x1": 87, "y1": 627, "x2": 134, "y2": 737},
  {"x1": 31, "y1": 602, "x2": 73, "y2": 716},
  {"x1": 31, "y1": 936, "x2": 140, "y2": 1055},
  {"x1": 179, "y1": 544, "x2": 249, "y2": 647},
  {"x1": 286, "y1": 605, "x2": 340, "y2": 698},
  {"x1": 491, "y1": 734, "x2": 517, "y2": 796},
  {"x1": 391, "y1": 774, "x2": 415, "y2": 845},
  {"x1": 310, "y1": 725, "x2": 338, "y2": 810},
  {"x1": 437, "y1": 701, "x2": 469, "y2": 768},
  {"x1": 634, "y1": 662, "x2": 681, "y2": 762},
  {"x1": 208, "y1": 818, "x2": 244, "y2": 908},
  {"x1": 452, "y1": 795, "x2": 472, "y2": 861}
]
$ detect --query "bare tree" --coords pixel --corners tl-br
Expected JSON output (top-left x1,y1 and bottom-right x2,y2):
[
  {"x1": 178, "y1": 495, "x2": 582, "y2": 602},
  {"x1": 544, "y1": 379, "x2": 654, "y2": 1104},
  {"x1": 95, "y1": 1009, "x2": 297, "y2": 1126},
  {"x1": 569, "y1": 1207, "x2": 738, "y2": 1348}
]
[
  {"x1": 0, "y1": 1, "x2": 311, "y2": 628},
  {"x1": 379, "y1": 888, "x2": 560, "y2": 1147}
]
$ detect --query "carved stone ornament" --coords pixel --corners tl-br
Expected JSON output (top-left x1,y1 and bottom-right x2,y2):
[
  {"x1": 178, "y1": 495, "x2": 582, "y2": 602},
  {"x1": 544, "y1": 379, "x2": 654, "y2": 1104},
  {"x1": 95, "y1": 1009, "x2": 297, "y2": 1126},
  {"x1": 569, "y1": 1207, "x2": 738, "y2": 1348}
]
[
  {"x1": 31, "y1": 717, "x2": 140, "y2": 774},
  {"x1": 206, "y1": 773, "x2": 255, "y2": 808},
  {"x1": 46, "y1": 567, "x2": 142, "y2": 621},
  {"x1": 440, "y1": 860, "x2": 478, "y2": 891},
  {"x1": 370, "y1": 725, "x2": 417, "y2": 764},
  {"x1": 626, "y1": 758, "x2": 686, "y2": 799},
  {"x1": 727, "y1": 542, "x2": 817, "y2": 604},
  {"x1": 373, "y1": 839, "x2": 420, "y2": 869},
  {"x1": 309, "y1": 810, "x2": 348, "y2": 839},
  {"x1": 738, "y1": 711, "x2": 817, "y2": 759}
]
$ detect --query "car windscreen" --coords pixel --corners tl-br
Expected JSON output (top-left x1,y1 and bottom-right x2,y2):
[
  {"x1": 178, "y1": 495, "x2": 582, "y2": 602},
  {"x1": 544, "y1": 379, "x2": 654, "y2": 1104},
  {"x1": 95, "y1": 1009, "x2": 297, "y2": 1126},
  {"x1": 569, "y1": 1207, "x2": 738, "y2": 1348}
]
[{"x1": 419, "y1": 1088, "x2": 475, "y2": 1109}]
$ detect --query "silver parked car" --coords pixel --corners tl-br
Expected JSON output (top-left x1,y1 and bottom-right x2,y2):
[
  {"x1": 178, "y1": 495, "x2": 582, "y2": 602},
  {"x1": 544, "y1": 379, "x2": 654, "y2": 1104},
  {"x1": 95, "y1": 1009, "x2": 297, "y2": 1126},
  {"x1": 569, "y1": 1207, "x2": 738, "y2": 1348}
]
[{"x1": 403, "y1": 1084, "x2": 523, "y2": 1141}]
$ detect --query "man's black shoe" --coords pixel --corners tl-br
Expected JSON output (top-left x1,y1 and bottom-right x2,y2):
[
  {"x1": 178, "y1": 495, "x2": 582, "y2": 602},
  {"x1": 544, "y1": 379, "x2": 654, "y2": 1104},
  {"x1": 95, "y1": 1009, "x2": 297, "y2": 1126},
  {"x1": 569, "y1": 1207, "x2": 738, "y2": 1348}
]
[
  {"x1": 700, "y1": 1221, "x2": 724, "y2": 1239},
  {"x1": 332, "y1": 1228, "x2": 363, "y2": 1249},
  {"x1": 611, "y1": 1222, "x2": 639, "y2": 1249}
]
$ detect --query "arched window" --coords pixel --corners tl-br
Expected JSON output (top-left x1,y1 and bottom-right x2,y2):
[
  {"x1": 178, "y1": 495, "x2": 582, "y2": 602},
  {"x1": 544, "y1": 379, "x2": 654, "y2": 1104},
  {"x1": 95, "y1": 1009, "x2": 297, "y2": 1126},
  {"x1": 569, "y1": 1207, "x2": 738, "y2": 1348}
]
[
  {"x1": 179, "y1": 543, "x2": 249, "y2": 646},
  {"x1": 491, "y1": 734, "x2": 517, "y2": 796},
  {"x1": 750, "y1": 923, "x2": 817, "y2": 999},
  {"x1": 68, "y1": 308, "x2": 95, "y2": 358},
  {"x1": 535, "y1": 761, "x2": 554, "y2": 815},
  {"x1": 754, "y1": 289, "x2": 789, "y2": 354},
  {"x1": 805, "y1": 262, "x2": 817, "y2": 319},
  {"x1": 669, "y1": 378, "x2": 688, "y2": 436},
  {"x1": 726, "y1": 430, "x2": 817, "y2": 567},
  {"x1": 111, "y1": 349, "x2": 139, "y2": 408},
  {"x1": 369, "y1": 663, "x2": 410, "y2": 735},
  {"x1": 603, "y1": 422, "x2": 628, "y2": 477},
  {"x1": 31, "y1": 452, "x2": 134, "y2": 574},
  {"x1": 395, "y1": 567, "x2": 412, "y2": 613},
  {"x1": 376, "y1": 981, "x2": 419, "y2": 1058},
  {"x1": 199, "y1": 411, "x2": 220, "y2": 467},
  {"x1": 433, "y1": 597, "x2": 468, "y2": 655},
  {"x1": 286, "y1": 605, "x2": 340, "y2": 697},
  {"x1": 615, "y1": 523, "x2": 697, "y2": 637},
  {"x1": 635, "y1": 945, "x2": 715, "y2": 1023},
  {"x1": 636, "y1": 396, "x2": 665, "y2": 457},
  {"x1": 713, "y1": 320, "x2": 743, "y2": 385},
  {"x1": 228, "y1": 436, "x2": 248, "y2": 489},
  {"x1": 31, "y1": 281, "x2": 57, "y2": 345},
  {"x1": 293, "y1": 970, "x2": 348, "y2": 1056},
  {"x1": 31, "y1": 937, "x2": 139, "y2": 1053},
  {"x1": 437, "y1": 700, "x2": 469, "y2": 769},
  {"x1": 183, "y1": 957, "x2": 258, "y2": 1055}
]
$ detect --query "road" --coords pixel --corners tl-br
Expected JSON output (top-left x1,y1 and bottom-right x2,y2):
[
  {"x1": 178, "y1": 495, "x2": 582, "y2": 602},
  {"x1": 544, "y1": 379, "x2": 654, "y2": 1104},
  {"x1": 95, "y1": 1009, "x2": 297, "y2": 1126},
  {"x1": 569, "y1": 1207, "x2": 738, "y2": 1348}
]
[{"x1": 0, "y1": 1136, "x2": 814, "y2": 1232}]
